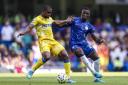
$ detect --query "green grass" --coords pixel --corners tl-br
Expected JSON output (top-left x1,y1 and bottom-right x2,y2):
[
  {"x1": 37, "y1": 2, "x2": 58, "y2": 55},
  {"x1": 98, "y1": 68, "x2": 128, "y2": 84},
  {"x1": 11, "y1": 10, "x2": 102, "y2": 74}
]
[{"x1": 0, "y1": 72, "x2": 128, "y2": 85}]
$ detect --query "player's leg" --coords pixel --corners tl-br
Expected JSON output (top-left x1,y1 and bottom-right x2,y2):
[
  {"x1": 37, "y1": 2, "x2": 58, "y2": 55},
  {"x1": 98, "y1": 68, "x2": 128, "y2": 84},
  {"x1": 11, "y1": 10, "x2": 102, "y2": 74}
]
[
  {"x1": 88, "y1": 51, "x2": 104, "y2": 82},
  {"x1": 27, "y1": 41, "x2": 51, "y2": 79},
  {"x1": 58, "y1": 50, "x2": 71, "y2": 78},
  {"x1": 58, "y1": 50, "x2": 76, "y2": 83},
  {"x1": 51, "y1": 41, "x2": 75, "y2": 83},
  {"x1": 32, "y1": 51, "x2": 50, "y2": 71},
  {"x1": 27, "y1": 51, "x2": 51, "y2": 79},
  {"x1": 72, "y1": 46, "x2": 96, "y2": 75},
  {"x1": 88, "y1": 51, "x2": 100, "y2": 73},
  {"x1": 31, "y1": 40, "x2": 51, "y2": 72}
]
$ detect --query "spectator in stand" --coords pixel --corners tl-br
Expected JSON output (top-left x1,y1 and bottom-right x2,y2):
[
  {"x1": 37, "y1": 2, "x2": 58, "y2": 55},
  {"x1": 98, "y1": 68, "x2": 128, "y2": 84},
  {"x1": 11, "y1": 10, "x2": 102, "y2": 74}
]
[{"x1": 1, "y1": 18, "x2": 14, "y2": 49}]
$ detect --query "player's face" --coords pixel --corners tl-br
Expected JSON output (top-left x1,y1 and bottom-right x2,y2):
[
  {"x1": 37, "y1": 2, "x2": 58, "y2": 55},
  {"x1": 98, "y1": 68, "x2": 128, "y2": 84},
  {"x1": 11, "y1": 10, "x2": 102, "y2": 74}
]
[
  {"x1": 42, "y1": 8, "x2": 52, "y2": 18},
  {"x1": 81, "y1": 9, "x2": 90, "y2": 20}
]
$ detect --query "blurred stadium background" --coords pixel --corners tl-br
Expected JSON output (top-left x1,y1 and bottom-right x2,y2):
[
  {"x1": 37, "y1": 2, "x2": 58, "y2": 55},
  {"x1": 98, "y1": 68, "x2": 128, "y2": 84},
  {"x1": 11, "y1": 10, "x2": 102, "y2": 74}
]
[{"x1": 0, "y1": 0, "x2": 128, "y2": 74}]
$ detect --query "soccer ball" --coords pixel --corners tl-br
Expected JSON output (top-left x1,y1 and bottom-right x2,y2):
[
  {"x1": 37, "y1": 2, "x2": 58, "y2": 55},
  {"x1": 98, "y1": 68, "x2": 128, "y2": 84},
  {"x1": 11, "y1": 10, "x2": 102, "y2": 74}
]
[{"x1": 57, "y1": 73, "x2": 67, "y2": 84}]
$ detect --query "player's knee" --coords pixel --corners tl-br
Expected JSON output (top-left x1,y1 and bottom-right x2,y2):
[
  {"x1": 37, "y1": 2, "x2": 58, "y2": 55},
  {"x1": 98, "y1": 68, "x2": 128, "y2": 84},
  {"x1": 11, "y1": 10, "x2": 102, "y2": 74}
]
[
  {"x1": 63, "y1": 56, "x2": 70, "y2": 63},
  {"x1": 42, "y1": 57, "x2": 49, "y2": 63},
  {"x1": 42, "y1": 52, "x2": 51, "y2": 62},
  {"x1": 89, "y1": 51, "x2": 99, "y2": 61},
  {"x1": 91, "y1": 56, "x2": 99, "y2": 61},
  {"x1": 74, "y1": 48, "x2": 84, "y2": 57},
  {"x1": 59, "y1": 50, "x2": 70, "y2": 62}
]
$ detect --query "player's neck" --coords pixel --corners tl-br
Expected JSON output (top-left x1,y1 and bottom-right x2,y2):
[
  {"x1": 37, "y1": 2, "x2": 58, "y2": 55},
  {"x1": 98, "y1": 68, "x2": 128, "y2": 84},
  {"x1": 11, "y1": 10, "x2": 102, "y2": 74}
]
[
  {"x1": 81, "y1": 18, "x2": 87, "y2": 22},
  {"x1": 41, "y1": 14, "x2": 49, "y2": 19}
]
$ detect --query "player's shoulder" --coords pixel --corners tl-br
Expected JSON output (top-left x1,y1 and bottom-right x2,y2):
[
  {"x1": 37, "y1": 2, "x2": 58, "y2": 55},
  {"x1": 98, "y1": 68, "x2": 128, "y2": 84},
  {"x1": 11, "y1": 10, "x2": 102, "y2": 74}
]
[
  {"x1": 49, "y1": 17, "x2": 53, "y2": 19},
  {"x1": 49, "y1": 17, "x2": 54, "y2": 21},
  {"x1": 73, "y1": 17, "x2": 80, "y2": 21},
  {"x1": 86, "y1": 21, "x2": 95, "y2": 30},
  {"x1": 86, "y1": 21, "x2": 93, "y2": 26},
  {"x1": 72, "y1": 17, "x2": 81, "y2": 24},
  {"x1": 86, "y1": 21, "x2": 91, "y2": 24},
  {"x1": 33, "y1": 15, "x2": 42, "y2": 21}
]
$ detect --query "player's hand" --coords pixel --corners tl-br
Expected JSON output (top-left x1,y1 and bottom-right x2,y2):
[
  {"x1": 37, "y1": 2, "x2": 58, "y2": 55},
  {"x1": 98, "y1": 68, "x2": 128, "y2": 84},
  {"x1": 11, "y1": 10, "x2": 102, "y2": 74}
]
[
  {"x1": 65, "y1": 16, "x2": 74, "y2": 23},
  {"x1": 96, "y1": 39, "x2": 106, "y2": 45},
  {"x1": 17, "y1": 32, "x2": 24, "y2": 37}
]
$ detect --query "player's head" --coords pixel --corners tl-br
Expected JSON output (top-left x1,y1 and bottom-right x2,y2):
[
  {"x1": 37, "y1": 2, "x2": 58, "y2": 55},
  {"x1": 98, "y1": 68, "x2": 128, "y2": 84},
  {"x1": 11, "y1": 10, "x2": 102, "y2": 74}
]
[
  {"x1": 41, "y1": 5, "x2": 52, "y2": 18},
  {"x1": 81, "y1": 7, "x2": 90, "y2": 21}
]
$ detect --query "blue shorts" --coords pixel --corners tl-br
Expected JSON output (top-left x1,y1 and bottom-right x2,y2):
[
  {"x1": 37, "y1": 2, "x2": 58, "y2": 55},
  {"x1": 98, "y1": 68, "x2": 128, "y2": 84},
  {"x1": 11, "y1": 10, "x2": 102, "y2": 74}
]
[{"x1": 71, "y1": 43, "x2": 95, "y2": 57}]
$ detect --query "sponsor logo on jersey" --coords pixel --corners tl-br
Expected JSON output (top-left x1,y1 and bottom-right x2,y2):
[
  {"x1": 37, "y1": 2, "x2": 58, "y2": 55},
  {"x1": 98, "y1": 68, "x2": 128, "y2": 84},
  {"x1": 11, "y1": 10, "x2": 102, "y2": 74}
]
[{"x1": 42, "y1": 24, "x2": 52, "y2": 27}]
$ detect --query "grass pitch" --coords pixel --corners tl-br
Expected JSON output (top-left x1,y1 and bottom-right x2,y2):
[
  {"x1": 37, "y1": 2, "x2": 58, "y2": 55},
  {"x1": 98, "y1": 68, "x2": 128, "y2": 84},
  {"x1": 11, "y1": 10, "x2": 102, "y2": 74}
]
[{"x1": 0, "y1": 72, "x2": 128, "y2": 85}]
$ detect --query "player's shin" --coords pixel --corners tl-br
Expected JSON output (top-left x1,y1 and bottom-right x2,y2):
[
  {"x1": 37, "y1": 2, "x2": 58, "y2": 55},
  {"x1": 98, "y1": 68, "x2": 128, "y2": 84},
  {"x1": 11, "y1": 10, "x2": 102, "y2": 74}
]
[
  {"x1": 64, "y1": 60, "x2": 71, "y2": 78},
  {"x1": 94, "y1": 59, "x2": 100, "y2": 72},
  {"x1": 93, "y1": 59, "x2": 101, "y2": 80},
  {"x1": 80, "y1": 55, "x2": 96, "y2": 74},
  {"x1": 32, "y1": 57, "x2": 48, "y2": 71}
]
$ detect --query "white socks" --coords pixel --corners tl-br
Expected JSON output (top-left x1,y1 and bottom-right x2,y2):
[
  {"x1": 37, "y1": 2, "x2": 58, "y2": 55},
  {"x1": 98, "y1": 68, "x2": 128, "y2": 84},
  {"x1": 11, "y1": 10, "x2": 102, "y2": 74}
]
[
  {"x1": 80, "y1": 55, "x2": 96, "y2": 75},
  {"x1": 94, "y1": 59, "x2": 100, "y2": 72}
]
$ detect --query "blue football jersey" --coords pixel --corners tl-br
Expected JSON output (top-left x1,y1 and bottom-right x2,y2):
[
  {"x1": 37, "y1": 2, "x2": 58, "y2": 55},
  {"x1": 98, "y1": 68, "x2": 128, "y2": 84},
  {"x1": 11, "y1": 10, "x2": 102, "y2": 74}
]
[{"x1": 69, "y1": 17, "x2": 95, "y2": 46}]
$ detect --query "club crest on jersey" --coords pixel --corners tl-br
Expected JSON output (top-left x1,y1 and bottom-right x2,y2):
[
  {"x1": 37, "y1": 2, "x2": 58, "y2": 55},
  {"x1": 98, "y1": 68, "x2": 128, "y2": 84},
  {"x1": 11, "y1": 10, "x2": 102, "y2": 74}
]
[{"x1": 84, "y1": 26, "x2": 88, "y2": 30}]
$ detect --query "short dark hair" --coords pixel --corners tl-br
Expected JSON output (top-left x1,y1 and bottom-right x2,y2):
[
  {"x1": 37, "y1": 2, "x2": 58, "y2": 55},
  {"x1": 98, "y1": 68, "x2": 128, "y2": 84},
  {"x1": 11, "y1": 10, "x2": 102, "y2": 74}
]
[
  {"x1": 42, "y1": 5, "x2": 52, "y2": 11},
  {"x1": 81, "y1": 6, "x2": 90, "y2": 11}
]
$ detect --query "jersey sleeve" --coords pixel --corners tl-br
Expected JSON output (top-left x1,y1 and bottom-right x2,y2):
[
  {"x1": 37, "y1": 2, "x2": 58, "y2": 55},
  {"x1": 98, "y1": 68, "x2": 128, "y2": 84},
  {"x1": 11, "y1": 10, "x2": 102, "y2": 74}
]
[
  {"x1": 50, "y1": 17, "x2": 54, "y2": 23},
  {"x1": 52, "y1": 18, "x2": 73, "y2": 28},
  {"x1": 30, "y1": 17, "x2": 39, "y2": 27},
  {"x1": 60, "y1": 17, "x2": 76, "y2": 27},
  {"x1": 88, "y1": 23, "x2": 96, "y2": 33}
]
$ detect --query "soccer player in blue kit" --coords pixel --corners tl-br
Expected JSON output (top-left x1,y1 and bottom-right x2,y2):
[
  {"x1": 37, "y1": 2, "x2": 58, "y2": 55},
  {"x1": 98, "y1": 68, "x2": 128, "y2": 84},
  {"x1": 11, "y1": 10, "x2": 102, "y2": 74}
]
[{"x1": 66, "y1": 7, "x2": 104, "y2": 82}]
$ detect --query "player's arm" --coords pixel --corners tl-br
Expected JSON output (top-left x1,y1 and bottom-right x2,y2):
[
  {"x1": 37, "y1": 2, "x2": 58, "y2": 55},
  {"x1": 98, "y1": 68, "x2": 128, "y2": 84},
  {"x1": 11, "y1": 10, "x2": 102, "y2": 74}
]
[
  {"x1": 88, "y1": 23, "x2": 105, "y2": 45},
  {"x1": 53, "y1": 16, "x2": 73, "y2": 27},
  {"x1": 18, "y1": 25, "x2": 33, "y2": 37},
  {"x1": 18, "y1": 18, "x2": 38, "y2": 37},
  {"x1": 90, "y1": 32, "x2": 105, "y2": 45}
]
